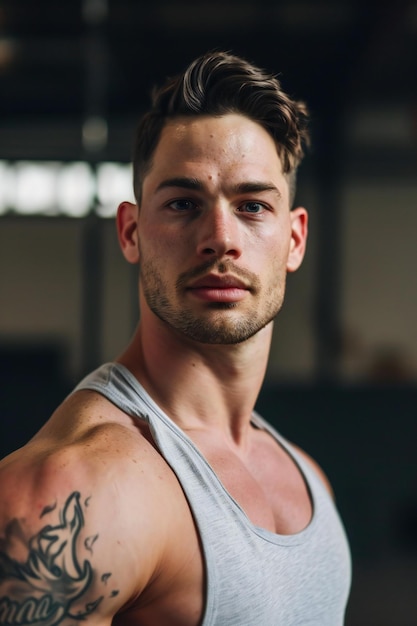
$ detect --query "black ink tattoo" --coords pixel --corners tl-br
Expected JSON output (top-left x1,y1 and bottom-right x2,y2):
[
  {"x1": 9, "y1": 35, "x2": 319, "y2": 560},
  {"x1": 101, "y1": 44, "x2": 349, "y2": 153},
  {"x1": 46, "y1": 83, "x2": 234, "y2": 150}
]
[
  {"x1": 84, "y1": 534, "x2": 99, "y2": 555},
  {"x1": 0, "y1": 492, "x2": 111, "y2": 625},
  {"x1": 101, "y1": 573, "x2": 111, "y2": 584},
  {"x1": 40, "y1": 502, "x2": 57, "y2": 518}
]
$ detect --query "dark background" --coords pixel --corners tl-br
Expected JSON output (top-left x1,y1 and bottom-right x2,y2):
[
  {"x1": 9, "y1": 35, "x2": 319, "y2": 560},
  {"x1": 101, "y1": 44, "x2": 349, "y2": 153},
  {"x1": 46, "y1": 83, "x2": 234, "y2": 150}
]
[{"x1": 1, "y1": 1, "x2": 417, "y2": 624}]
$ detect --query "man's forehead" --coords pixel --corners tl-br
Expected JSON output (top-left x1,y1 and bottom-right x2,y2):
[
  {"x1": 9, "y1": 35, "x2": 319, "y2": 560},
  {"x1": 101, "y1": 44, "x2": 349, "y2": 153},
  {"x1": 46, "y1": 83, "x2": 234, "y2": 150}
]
[
  {"x1": 139, "y1": 113, "x2": 289, "y2": 201},
  {"x1": 150, "y1": 114, "x2": 284, "y2": 171},
  {"x1": 159, "y1": 113, "x2": 270, "y2": 142}
]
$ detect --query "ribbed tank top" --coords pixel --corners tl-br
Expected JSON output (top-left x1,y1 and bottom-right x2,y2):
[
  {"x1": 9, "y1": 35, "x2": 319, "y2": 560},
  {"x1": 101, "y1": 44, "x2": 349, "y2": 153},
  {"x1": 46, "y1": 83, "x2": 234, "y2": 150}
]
[{"x1": 74, "y1": 363, "x2": 351, "y2": 625}]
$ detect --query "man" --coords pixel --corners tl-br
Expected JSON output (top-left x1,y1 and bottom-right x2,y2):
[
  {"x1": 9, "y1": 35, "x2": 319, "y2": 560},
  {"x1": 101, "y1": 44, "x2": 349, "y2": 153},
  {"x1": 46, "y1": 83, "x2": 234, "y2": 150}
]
[{"x1": 0, "y1": 51, "x2": 351, "y2": 625}]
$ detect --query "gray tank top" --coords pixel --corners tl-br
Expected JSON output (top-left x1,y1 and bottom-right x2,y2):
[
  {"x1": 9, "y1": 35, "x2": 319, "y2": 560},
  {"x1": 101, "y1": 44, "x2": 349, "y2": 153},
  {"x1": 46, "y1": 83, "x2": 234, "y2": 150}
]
[{"x1": 75, "y1": 363, "x2": 351, "y2": 625}]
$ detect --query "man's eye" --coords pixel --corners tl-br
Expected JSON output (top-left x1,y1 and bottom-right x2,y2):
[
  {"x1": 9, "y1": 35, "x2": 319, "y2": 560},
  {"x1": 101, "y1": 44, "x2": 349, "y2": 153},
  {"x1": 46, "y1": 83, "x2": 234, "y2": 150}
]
[
  {"x1": 239, "y1": 202, "x2": 264, "y2": 214},
  {"x1": 168, "y1": 199, "x2": 197, "y2": 211}
]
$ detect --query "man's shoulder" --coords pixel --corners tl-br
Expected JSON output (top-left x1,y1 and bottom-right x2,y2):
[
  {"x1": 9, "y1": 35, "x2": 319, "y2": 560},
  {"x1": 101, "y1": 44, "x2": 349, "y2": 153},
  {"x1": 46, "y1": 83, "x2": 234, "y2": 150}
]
[
  {"x1": 0, "y1": 390, "x2": 191, "y2": 623},
  {"x1": 1, "y1": 388, "x2": 180, "y2": 517}
]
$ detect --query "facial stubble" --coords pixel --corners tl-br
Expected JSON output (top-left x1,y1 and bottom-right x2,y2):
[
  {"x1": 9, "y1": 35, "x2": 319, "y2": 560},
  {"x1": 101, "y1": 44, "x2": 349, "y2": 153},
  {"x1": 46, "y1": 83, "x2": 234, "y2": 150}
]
[{"x1": 139, "y1": 257, "x2": 286, "y2": 345}]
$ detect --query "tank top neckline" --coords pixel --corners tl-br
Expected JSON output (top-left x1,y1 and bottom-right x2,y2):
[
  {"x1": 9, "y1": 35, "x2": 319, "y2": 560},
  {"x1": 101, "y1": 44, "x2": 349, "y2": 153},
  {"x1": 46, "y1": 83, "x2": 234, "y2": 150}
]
[{"x1": 110, "y1": 361, "x2": 320, "y2": 546}]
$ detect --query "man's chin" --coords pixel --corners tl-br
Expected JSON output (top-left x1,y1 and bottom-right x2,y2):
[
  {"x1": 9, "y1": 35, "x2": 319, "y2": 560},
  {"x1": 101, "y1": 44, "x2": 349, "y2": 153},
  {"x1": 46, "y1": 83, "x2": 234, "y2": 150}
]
[{"x1": 170, "y1": 318, "x2": 274, "y2": 345}]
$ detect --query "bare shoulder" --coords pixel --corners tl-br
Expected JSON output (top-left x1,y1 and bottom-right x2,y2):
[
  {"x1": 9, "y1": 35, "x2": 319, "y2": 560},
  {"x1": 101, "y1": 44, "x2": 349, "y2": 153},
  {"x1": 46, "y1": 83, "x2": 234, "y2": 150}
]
[
  {"x1": 0, "y1": 390, "x2": 186, "y2": 624},
  {"x1": 291, "y1": 444, "x2": 335, "y2": 499}
]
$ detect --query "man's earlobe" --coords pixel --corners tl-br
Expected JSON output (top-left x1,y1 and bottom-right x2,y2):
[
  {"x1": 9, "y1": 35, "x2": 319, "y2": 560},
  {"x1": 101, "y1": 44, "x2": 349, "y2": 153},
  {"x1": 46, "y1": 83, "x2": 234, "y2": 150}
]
[
  {"x1": 116, "y1": 201, "x2": 140, "y2": 264},
  {"x1": 287, "y1": 207, "x2": 308, "y2": 273}
]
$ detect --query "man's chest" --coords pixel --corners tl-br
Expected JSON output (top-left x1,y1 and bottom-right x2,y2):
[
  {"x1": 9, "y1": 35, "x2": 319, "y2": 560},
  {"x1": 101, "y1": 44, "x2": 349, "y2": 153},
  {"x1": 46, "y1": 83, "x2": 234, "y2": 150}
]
[{"x1": 186, "y1": 425, "x2": 313, "y2": 535}]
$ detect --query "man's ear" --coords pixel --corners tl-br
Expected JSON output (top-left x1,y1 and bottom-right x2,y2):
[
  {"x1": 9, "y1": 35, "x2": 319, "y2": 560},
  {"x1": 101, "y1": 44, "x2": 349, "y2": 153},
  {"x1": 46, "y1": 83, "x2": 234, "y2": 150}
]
[
  {"x1": 287, "y1": 207, "x2": 308, "y2": 273},
  {"x1": 116, "y1": 201, "x2": 140, "y2": 264}
]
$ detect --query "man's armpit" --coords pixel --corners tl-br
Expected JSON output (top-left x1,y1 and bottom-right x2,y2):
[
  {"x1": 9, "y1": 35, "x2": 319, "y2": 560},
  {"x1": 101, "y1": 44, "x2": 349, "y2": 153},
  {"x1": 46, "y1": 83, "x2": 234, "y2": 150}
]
[{"x1": 0, "y1": 491, "x2": 119, "y2": 625}]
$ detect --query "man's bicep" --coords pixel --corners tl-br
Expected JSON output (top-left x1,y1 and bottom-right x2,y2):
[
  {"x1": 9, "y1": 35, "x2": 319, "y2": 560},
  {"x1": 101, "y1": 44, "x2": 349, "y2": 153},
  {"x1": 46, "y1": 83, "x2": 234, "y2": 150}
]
[
  {"x1": 0, "y1": 427, "x2": 172, "y2": 625},
  {"x1": 0, "y1": 485, "x2": 122, "y2": 624}
]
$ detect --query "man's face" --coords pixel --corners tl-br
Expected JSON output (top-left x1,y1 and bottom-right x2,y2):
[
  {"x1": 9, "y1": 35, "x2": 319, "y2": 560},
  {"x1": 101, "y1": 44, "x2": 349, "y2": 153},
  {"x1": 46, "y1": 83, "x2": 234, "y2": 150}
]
[{"x1": 136, "y1": 113, "x2": 307, "y2": 345}]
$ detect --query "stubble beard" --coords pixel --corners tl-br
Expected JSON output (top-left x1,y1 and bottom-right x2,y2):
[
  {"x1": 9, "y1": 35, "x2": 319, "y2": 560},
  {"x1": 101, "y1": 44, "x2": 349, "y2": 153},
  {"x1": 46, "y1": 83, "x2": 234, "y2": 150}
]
[{"x1": 140, "y1": 258, "x2": 286, "y2": 345}]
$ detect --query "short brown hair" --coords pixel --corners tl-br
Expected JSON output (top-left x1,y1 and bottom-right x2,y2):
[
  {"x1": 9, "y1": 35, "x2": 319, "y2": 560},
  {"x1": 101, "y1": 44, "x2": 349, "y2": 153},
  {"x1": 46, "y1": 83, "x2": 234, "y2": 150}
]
[{"x1": 133, "y1": 51, "x2": 310, "y2": 206}]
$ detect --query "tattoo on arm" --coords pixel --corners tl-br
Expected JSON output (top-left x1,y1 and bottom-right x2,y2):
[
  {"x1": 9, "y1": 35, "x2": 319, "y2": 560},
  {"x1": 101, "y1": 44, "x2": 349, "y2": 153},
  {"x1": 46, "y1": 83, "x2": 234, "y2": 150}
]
[{"x1": 0, "y1": 492, "x2": 119, "y2": 625}]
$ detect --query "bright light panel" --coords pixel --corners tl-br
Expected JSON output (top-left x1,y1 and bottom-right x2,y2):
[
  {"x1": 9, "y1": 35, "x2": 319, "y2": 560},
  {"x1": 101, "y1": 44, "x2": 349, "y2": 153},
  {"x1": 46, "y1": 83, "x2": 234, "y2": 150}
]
[{"x1": 0, "y1": 160, "x2": 134, "y2": 217}]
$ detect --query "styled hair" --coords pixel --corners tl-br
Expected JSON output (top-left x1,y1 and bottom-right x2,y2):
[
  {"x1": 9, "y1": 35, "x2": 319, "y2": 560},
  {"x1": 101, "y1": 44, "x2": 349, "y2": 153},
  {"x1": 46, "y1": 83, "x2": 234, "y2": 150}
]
[{"x1": 132, "y1": 51, "x2": 310, "y2": 206}]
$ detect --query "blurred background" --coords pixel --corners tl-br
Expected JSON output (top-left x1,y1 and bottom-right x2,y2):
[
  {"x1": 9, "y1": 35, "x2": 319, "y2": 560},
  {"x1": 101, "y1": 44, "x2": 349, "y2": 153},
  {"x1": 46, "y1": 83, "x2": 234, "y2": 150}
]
[{"x1": 0, "y1": 0, "x2": 416, "y2": 623}]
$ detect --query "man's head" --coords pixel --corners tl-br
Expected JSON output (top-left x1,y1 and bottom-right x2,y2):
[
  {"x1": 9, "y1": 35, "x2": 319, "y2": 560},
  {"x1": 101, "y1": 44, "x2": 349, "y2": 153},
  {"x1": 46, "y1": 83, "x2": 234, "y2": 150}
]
[
  {"x1": 132, "y1": 50, "x2": 309, "y2": 207},
  {"x1": 118, "y1": 51, "x2": 309, "y2": 346}
]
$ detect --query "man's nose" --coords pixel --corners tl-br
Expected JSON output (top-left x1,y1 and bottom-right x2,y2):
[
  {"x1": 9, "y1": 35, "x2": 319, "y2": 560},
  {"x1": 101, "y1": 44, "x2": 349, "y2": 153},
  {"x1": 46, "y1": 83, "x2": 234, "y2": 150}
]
[{"x1": 196, "y1": 205, "x2": 242, "y2": 259}]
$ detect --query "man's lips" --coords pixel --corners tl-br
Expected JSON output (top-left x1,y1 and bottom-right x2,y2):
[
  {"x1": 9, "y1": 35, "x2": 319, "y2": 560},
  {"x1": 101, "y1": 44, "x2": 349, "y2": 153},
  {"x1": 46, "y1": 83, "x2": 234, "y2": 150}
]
[
  {"x1": 188, "y1": 274, "x2": 249, "y2": 289},
  {"x1": 186, "y1": 275, "x2": 250, "y2": 302}
]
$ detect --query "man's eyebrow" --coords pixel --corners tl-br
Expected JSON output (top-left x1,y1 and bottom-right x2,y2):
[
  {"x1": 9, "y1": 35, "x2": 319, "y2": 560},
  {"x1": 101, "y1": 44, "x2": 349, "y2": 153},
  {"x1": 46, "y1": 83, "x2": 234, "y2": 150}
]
[
  {"x1": 233, "y1": 181, "x2": 282, "y2": 197},
  {"x1": 155, "y1": 178, "x2": 282, "y2": 197},
  {"x1": 156, "y1": 177, "x2": 203, "y2": 192}
]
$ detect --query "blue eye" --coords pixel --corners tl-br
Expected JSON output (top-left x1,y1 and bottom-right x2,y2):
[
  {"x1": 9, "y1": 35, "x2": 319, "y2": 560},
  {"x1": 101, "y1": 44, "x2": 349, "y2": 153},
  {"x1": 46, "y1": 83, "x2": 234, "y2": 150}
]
[
  {"x1": 169, "y1": 199, "x2": 197, "y2": 211},
  {"x1": 240, "y1": 202, "x2": 264, "y2": 213}
]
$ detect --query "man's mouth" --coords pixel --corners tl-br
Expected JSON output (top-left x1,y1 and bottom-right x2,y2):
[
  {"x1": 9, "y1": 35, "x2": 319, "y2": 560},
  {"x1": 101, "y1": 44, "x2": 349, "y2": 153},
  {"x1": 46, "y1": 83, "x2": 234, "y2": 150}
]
[{"x1": 186, "y1": 274, "x2": 250, "y2": 303}]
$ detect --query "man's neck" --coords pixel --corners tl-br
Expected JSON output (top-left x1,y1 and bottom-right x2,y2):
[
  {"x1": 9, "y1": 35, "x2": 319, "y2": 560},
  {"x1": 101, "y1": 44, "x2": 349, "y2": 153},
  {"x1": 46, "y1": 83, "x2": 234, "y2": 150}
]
[{"x1": 117, "y1": 315, "x2": 273, "y2": 443}]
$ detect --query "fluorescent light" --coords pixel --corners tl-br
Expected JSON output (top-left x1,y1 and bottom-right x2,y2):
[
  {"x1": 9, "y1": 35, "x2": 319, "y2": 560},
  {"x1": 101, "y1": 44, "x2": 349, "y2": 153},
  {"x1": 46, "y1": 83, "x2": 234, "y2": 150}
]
[
  {"x1": 96, "y1": 162, "x2": 133, "y2": 217},
  {"x1": 56, "y1": 162, "x2": 95, "y2": 217},
  {"x1": 14, "y1": 162, "x2": 60, "y2": 215},
  {"x1": 0, "y1": 160, "x2": 133, "y2": 217}
]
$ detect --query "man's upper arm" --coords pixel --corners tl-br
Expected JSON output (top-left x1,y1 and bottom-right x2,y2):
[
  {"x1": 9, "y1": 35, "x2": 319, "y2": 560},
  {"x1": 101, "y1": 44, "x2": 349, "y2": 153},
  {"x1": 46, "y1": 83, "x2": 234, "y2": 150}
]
[{"x1": 0, "y1": 441, "x2": 162, "y2": 625}]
